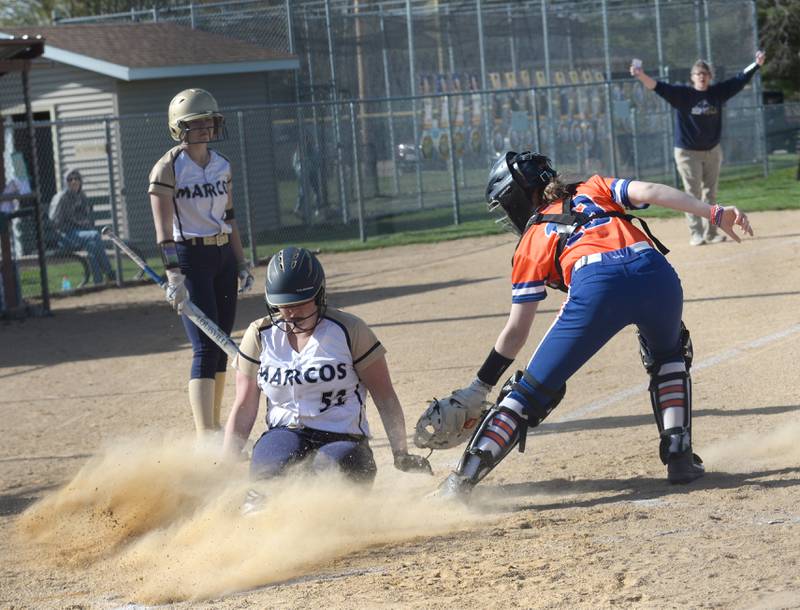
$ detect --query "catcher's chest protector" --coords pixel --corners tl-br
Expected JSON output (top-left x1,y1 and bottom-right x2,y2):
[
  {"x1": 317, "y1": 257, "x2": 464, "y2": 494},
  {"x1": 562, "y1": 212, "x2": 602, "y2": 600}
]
[{"x1": 523, "y1": 197, "x2": 670, "y2": 292}]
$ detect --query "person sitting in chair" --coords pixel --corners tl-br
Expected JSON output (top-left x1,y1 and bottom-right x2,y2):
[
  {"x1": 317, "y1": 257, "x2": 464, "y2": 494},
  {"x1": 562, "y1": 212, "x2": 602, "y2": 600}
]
[{"x1": 48, "y1": 168, "x2": 114, "y2": 286}]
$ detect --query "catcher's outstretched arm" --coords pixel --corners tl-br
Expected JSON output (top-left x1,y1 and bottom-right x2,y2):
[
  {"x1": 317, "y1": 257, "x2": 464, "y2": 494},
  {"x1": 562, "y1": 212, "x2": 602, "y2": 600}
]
[
  {"x1": 414, "y1": 302, "x2": 539, "y2": 451},
  {"x1": 493, "y1": 301, "x2": 538, "y2": 364}
]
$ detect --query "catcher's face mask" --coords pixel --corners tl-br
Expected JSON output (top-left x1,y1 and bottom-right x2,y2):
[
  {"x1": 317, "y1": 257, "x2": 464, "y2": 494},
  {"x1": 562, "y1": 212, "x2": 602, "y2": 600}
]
[{"x1": 485, "y1": 151, "x2": 557, "y2": 235}]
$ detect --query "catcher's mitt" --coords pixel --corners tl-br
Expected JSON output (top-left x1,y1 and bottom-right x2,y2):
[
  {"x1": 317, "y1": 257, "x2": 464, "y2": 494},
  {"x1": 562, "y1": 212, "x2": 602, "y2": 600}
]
[{"x1": 413, "y1": 380, "x2": 492, "y2": 450}]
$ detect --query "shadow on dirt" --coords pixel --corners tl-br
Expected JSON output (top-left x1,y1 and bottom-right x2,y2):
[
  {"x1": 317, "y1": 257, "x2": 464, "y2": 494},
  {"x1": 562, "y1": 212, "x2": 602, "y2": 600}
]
[
  {"x1": 492, "y1": 466, "x2": 800, "y2": 512},
  {"x1": 368, "y1": 289, "x2": 800, "y2": 329},
  {"x1": 538, "y1": 404, "x2": 800, "y2": 435},
  {"x1": 0, "y1": 277, "x2": 495, "y2": 369},
  {"x1": 0, "y1": 484, "x2": 59, "y2": 517},
  {"x1": 328, "y1": 277, "x2": 498, "y2": 310}
]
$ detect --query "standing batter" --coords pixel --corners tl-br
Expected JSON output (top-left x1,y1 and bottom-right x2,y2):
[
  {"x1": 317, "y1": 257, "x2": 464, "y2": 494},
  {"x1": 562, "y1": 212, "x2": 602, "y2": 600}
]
[
  {"x1": 223, "y1": 247, "x2": 431, "y2": 493},
  {"x1": 149, "y1": 88, "x2": 254, "y2": 439},
  {"x1": 414, "y1": 151, "x2": 753, "y2": 498}
]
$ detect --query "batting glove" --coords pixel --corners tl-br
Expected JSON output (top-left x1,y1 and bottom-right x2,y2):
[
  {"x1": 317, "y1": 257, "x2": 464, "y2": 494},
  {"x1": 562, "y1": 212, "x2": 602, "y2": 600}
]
[
  {"x1": 393, "y1": 451, "x2": 433, "y2": 475},
  {"x1": 237, "y1": 260, "x2": 255, "y2": 294},
  {"x1": 165, "y1": 268, "x2": 188, "y2": 314}
]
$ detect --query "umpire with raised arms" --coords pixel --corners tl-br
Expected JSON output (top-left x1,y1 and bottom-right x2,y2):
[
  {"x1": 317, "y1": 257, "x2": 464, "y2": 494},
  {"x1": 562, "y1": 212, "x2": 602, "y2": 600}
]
[
  {"x1": 148, "y1": 88, "x2": 254, "y2": 441},
  {"x1": 630, "y1": 51, "x2": 765, "y2": 246}
]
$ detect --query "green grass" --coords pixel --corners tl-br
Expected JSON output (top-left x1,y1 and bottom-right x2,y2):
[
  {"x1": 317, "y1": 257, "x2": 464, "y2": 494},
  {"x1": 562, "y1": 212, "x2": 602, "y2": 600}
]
[
  {"x1": 18, "y1": 255, "x2": 148, "y2": 299},
  {"x1": 11, "y1": 154, "x2": 798, "y2": 302},
  {"x1": 634, "y1": 157, "x2": 799, "y2": 219},
  {"x1": 257, "y1": 153, "x2": 800, "y2": 254}
]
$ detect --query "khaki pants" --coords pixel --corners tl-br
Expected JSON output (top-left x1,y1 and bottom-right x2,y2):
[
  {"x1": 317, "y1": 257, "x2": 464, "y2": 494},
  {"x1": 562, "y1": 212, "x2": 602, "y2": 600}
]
[{"x1": 673, "y1": 145, "x2": 722, "y2": 239}]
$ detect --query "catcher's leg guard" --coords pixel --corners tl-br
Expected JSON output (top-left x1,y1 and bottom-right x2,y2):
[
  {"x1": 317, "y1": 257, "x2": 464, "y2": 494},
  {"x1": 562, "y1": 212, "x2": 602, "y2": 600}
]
[
  {"x1": 438, "y1": 405, "x2": 525, "y2": 498},
  {"x1": 438, "y1": 371, "x2": 564, "y2": 497},
  {"x1": 638, "y1": 324, "x2": 704, "y2": 483}
]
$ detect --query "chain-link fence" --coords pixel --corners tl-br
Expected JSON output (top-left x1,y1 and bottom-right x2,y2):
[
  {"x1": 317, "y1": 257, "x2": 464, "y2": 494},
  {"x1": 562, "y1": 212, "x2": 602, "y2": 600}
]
[
  {"x1": 53, "y1": 0, "x2": 290, "y2": 53},
  {"x1": 3, "y1": 0, "x2": 799, "y2": 314},
  {"x1": 3, "y1": 92, "x2": 798, "y2": 313}
]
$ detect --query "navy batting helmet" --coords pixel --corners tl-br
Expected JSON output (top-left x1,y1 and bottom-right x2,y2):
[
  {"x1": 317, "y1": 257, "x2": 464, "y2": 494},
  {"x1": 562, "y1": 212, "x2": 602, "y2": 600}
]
[
  {"x1": 265, "y1": 246, "x2": 326, "y2": 310},
  {"x1": 486, "y1": 151, "x2": 557, "y2": 235}
]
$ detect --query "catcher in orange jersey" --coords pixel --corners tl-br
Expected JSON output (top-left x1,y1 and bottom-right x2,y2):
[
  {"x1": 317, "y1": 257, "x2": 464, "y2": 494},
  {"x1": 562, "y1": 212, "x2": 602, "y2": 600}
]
[{"x1": 415, "y1": 151, "x2": 752, "y2": 499}]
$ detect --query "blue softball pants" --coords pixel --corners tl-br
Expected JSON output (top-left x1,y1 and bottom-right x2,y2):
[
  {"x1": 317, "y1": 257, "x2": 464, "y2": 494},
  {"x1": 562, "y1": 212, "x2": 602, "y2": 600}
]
[
  {"x1": 509, "y1": 245, "x2": 685, "y2": 412},
  {"x1": 251, "y1": 427, "x2": 377, "y2": 484},
  {"x1": 177, "y1": 241, "x2": 238, "y2": 379}
]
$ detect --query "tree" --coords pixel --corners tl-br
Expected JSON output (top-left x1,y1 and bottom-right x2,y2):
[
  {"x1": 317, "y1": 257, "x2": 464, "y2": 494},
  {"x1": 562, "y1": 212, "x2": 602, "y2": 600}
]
[{"x1": 758, "y1": 0, "x2": 800, "y2": 99}]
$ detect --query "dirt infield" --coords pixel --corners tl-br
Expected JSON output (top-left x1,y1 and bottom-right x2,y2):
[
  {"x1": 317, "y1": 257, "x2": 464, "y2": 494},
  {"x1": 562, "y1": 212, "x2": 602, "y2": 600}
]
[{"x1": 2, "y1": 210, "x2": 799, "y2": 609}]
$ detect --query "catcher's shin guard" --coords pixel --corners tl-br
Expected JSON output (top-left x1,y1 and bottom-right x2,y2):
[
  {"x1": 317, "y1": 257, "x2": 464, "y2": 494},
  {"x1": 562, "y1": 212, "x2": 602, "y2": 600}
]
[
  {"x1": 442, "y1": 405, "x2": 526, "y2": 496},
  {"x1": 638, "y1": 325, "x2": 702, "y2": 482}
]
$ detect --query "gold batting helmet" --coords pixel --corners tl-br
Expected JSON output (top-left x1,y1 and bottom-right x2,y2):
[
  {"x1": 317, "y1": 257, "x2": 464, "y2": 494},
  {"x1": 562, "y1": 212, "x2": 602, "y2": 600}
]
[{"x1": 167, "y1": 88, "x2": 225, "y2": 142}]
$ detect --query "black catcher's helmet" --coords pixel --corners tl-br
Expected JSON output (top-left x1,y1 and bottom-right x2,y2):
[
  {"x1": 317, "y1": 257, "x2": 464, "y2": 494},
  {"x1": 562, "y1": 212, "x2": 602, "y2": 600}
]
[
  {"x1": 485, "y1": 151, "x2": 557, "y2": 235},
  {"x1": 265, "y1": 246, "x2": 327, "y2": 311}
]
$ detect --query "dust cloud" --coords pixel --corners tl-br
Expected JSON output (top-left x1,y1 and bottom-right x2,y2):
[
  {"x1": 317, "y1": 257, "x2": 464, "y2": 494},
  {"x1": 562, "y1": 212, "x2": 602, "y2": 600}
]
[
  {"x1": 702, "y1": 419, "x2": 800, "y2": 473},
  {"x1": 16, "y1": 434, "x2": 473, "y2": 603}
]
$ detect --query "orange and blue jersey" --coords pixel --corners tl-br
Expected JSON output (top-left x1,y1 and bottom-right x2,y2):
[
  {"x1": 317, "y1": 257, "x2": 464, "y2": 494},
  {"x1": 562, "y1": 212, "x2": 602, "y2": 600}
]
[{"x1": 511, "y1": 175, "x2": 652, "y2": 303}]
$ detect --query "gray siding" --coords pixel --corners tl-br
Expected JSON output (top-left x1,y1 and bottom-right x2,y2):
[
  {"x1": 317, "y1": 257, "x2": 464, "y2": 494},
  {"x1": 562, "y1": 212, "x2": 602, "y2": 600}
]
[
  {"x1": 116, "y1": 73, "x2": 281, "y2": 250},
  {"x1": 0, "y1": 61, "x2": 123, "y2": 236}
]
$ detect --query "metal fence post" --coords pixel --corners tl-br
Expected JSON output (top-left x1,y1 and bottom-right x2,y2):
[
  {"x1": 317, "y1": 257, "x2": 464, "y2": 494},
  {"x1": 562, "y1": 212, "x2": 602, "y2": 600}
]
[
  {"x1": 287, "y1": 0, "x2": 312, "y2": 225},
  {"x1": 349, "y1": 102, "x2": 366, "y2": 242},
  {"x1": 477, "y1": 0, "x2": 493, "y2": 165},
  {"x1": 379, "y1": 4, "x2": 401, "y2": 196},
  {"x1": 601, "y1": 0, "x2": 617, "y2": 176},
  {"x1": 532, "y1": 92, "x2": 542, "y2": 152},
  {"x1": 237, "y1": 111, "x2": 257, "y2": 264},
  {"x1": 406, "y1": 0, "x2": 424, "y2": 209},
  {"x1": 630, "y1": 107, "x2": 640, "y2": 178},
  {"x1": 694, "y1": 0, "x2": 704, "y2": 58},
  {"x1": 750, "y1": 0, "x2": 769, "y2": 176},
  {"x1": 324, "y1": 0, "x2": 349, "y2": 223},
  {"x1": 446, "y1": 93, "x2": 460, "y2": 225},
  {"x1": 541, "y1": 0, "x2": 555, "y2": 162},
  {"x1": 104, "y1": 118, "x2": 123, "y2": 285},
  {"x1": 444, "y1": 7, "x2": 466, "y2": 189},
  {"x1": 702, "y1": 0, "x2": 712, "y2": 64},
  {"x1": 21, "y1": 68, "x2": 49, "y2": 313},
  {"x1": 302, "y1": 10, "x2": 328, "y2": 210}
]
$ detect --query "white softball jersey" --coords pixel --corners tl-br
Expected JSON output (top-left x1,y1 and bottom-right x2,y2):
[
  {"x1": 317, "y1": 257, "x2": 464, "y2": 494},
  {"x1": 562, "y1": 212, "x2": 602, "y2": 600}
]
[
  {"x1": 148, "y1": 145, "x2": 233, "y2": 241},
  {"x1": 235, "y1": 309, "x2": 387, "y2": 437}
]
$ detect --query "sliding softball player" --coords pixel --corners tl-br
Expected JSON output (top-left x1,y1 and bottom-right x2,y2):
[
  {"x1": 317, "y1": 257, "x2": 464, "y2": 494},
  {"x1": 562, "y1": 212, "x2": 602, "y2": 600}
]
[{"x1": 223, "y1": 247, "x2": 431, "y2": 500}]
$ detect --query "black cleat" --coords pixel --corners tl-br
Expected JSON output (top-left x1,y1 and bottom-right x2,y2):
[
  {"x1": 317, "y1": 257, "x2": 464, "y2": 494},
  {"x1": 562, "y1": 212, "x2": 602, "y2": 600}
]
[
  {"x1": 428, "y1": 472, "x2": 475, "y2": 501},
  {"x1": 667, "y1": 449, "x2": 705, "y2": 484}
]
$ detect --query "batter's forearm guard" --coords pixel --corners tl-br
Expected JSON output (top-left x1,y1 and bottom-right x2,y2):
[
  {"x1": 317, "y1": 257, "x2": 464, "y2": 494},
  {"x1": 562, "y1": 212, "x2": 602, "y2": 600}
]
[{"x1": 159, "y1": 240, "x2": 179, "y2": 270}]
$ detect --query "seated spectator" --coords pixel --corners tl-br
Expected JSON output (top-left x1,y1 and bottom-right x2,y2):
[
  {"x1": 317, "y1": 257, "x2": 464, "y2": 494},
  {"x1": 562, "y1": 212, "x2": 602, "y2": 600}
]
[{"x1": 48, "y1": 169, "x2": 114, "y2": 285}]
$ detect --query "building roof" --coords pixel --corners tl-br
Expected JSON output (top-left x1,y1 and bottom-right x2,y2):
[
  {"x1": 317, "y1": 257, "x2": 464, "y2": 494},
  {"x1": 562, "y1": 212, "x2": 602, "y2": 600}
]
[
  {"x1": 0, "y1": 36, "x2": 45, "y2": 77},
  {"x1": 0, "y1": 23, "x2": 298, "y2": 81}
]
